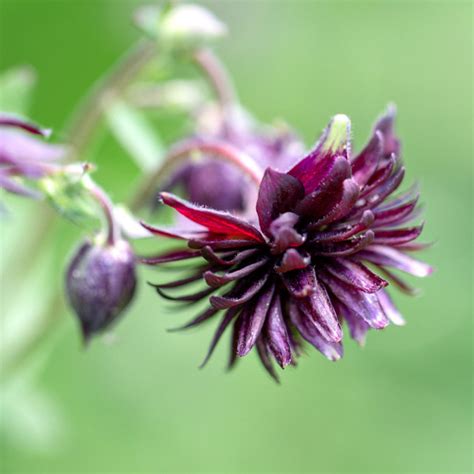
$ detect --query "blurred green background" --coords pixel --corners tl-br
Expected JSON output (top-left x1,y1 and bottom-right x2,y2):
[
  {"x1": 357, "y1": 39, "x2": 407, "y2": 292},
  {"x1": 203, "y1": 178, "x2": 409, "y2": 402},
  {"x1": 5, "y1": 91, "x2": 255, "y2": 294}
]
[{"x1": 0, "y1": 1, "x2": 472, "y2": 473}]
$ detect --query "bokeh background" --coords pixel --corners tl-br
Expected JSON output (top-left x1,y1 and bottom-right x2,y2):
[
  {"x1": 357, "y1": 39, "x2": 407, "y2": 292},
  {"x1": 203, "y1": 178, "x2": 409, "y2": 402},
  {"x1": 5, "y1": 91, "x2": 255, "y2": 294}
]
[{"x1": 0, "y1": 1, "x2": 472, "y2": 473}]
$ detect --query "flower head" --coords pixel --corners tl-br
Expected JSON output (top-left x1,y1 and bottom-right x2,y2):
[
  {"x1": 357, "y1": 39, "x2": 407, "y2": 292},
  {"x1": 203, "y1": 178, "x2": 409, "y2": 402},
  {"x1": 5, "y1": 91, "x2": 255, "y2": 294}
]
[
  {"x1": 143, "y1": 107, "x2": 431, "y2": 381},
  {"x1": 66, "y1": 238, "x2": 137, "y2": 342},
  {"x1": 0, "y1": 114, "x2": 65, "y2": 198}
]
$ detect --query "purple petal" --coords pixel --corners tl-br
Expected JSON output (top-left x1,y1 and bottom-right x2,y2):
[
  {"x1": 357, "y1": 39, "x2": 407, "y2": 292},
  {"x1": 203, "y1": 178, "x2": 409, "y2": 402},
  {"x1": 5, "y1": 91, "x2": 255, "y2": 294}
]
[
  {"x1": 152, "y1": 285, "x2": 215, "y2": 303},
  {"x1": 236, "y1": 283, "x2": 275, "y2": 356},
  {"x1": 210, "y1": 273, "x2": 269, "y2": 309},
  {"x1": 295, "y1": 156, "x2": 351, "y2": 218},
  {"x1": 377, "y1": 289, "x2": 405, "y2": 326},
  {"x1": 312, "y1": 230, "x2": 374, "y2": 257},
  {"x1": 333, "y1": 300, "x2": 370, "y2": 346},
  {"x1": 373, "y1": 224, "x2": 424, "y2": 246},
  {"x1": 289, "y1": 303, "x2": 343, "y2": 360},
  {"x1": 0, "y1": 114, "x2": 50, "y2": 136},
  {"x1": 204, "y1": 258, "x2": 269, "y2": 288},
  {"x1": 168, "y1": 306, "x2": 219, "y2": 332},
  {"x1": 199, "y1": 307, "x2": 240, "y2": 368},
  {"x1": 201, "y1": 247, "x2": 258, "y2": 266},
  {"x1": 320, "y1": 271, "x2": 389, "y2": 329},
  {"x1": 264, "y1": 294, "x2": 292, "y2": 368},
  {"x1": 373, "y1": 104, "x2": 400, "y2": 157},
  {"x1": 138, "y1": 249, "x2": 202, "y2": 264},
  {"x1": 372, "y1": 197, "x2": 419, "y2": 227},
  {"x1": 289, "y1": 114, "x2": 351, "y2": 193},
  {"x1": 357, "y1": 245, "x2": 433, "y2": 277},
  {"x1": 298, "y1": 278, "x2": 342, "y2": 342},
  {"x1": 0, "y1": 173, "x2": 40, "y2": 198},
  {"x1": 351, "y1": 131, "x2": 383, "y2": 186},
  {"x1": 141, "y1": 221, "x2": 208, "y2": 240},
  {"x1": 324, "y1": 258, "x2": 388, "y2": 293},
  {"x1": 281, "y1": 266, "x2": 317, "y2": 298},
  {"x1": 256, "y1": 168, "x2": 304, "y2": 235},
  {"x1": 160, "y1": 192, "x2": 264, "y2": 242}
]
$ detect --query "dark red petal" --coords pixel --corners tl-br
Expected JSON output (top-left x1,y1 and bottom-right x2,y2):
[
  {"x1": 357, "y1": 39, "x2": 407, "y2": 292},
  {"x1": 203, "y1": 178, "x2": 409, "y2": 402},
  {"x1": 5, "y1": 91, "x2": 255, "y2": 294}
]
[
  {"x1": 189, "y1": 238, "x2": 258, "y2": 250},
  {"x1": 210, "y1": 273, "x2": 269, "y2": 309},
  {"x1": 236, "y1": 283, "x2": 275, "y2": 356},
  {"x1": 141, "y1": 221, "x2": 208, "y2": 240},
  {"x1": 308, "y1": 179, "x2": 360, "y2": 227},
  {"x1": 324, "y1": 258, "x2": 388, "y2": 293},
  {"x1": 295, "y1": 156, "x2": 351, "y2": 218},
  {"x1": 274, "y1": 249, "x2": 311, "y2": 273},
  {"x1": 264, "y1": 295, "x2": 292, "y2": 368},
  {"x1": 256, "y1": 168, "x2": 304, "y2": 236},
  {"x1": 138, "y1": 249, "x2": 201, "y2": 265},
  {"x1": 320, "y1": 271, "x2": 389, "y2": 329},
  {"x1": 372, "y1": 197, "x2": 419, "y2": 227},
  {"x1": 289, "y1": 115, "x2": 351, "y2": 193},
  {"x1": 364, "y1": 166, "x2": 405, "y2": 210},
  {"x1": 373, "y1": 224, "x2": 424, "y2": 246},
  {"x1": 310, "y1": 210, "x2": 374, "y2": 244},
  {"x1": 373, "y1": 104, "x2": 400, "y2": 157},
  {"x1": 289, "y1": 303, "x2": 343, "y2": 360},
  {"x1": 160, "y1": 192, "x2": 264, "y2": 242},
  {"x1": 357, "y1": 245, "x2": 433, "y2": 277},
  {"x1": 167, "y1": 306, "x2": 219, "y2": 332},
  {"x1": 351, "y1": 131, "x2": 383, "y2": 186},
  {"x1": 199, "y1": 307, "x2": 240, "y2": 368},
  {"x1": 298, "y1": 278, "x2": 342, "y2": 342},
  {"x1": 360, "y1": 155, "x2": 397, "y2": 198},
  {"x1": 204, "y1": 258, "x2": 269, "y2": 288},
  {"x1": 312, "y1": 230, "x2": 374, "y2": 257},
  {"x1": 150, "y1": 271, "x2": 204, "y2": 289},
  {"x1": 281, "y1": 266, "x2": 317, "y2": 298},
  {"x1": 152, "y1": 285, "x2": 215, "y2": 302}
]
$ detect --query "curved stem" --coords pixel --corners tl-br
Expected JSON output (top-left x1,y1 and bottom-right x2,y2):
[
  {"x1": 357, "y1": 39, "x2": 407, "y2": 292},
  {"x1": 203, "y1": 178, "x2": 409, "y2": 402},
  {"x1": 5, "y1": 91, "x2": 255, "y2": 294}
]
[
  {"x1": 130, "y1": 138, "x2": 264, "y2": 212},
  {"x1": 192, "y1": 48, "x2": 236, "y2": 110},
  {"x1": 83, "y1": 175, "x2": 119, "y2": 245}
]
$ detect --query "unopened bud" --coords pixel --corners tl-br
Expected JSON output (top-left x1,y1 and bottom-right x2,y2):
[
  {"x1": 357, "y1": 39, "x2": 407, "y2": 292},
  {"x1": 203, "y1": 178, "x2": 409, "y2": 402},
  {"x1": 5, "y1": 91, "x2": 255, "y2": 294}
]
[{"x1": 65, "y1": 238, "x2": 137, "y2": 342}]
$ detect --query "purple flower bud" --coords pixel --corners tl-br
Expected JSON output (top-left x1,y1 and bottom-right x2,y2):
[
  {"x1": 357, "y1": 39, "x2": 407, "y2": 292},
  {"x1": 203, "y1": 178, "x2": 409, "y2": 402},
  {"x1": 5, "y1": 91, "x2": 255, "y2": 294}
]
[{"x1": 65, "y1": 238, "x2": 137, "y2": 342}]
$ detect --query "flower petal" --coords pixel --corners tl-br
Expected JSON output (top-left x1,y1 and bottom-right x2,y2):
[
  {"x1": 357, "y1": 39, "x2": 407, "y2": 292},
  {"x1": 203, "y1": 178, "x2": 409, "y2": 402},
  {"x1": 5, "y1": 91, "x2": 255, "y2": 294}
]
[
  {"x1": 274, "y1": 249, "x2": 311, "y2": 273},
  {"x1": 377, "y1": 289, "x2": 405, "y2": 326},
  {"x1": 256, "y1": 168, "x2": 304, "y2": 235},
  {"x1": 289, "y1": 114, "x2": 351, "y2": 193},
  {"x1": 289, "y1": 303, "x2": 343, "y2": 360},
  {"x1": 264, "y1": 294, "x2": 292, "y2": 368},
  {"x1": 324, "y1": 258, "x2": 388, "y2": 293},
  {"x1": 298, "y1": 278, "x2": 342, "y2": 342},
  {"x1": 168, "y1": 306, "x2": 219, "y2": 332},
  {"x1": 204, "y1": 257, "x2": 269, "y2": 288},
  {"x1": 357, "y1": 245, "x2": 433, "y2": 277},
  {"x1": 373, "y1": 224, "x2": 424, "y2": 246},
  {"x1": 351, "y1": 131, "x2": 383, "y2": 186},
  {"x1": 281, "y1": 265, "x2": 317, "y2": 298},
  {"x1": 256, "y1": 336, "x2": 280, "y2": 383},
  {"x1": 160, "y1": 192, "x2": 264, "y2": 242},
  {"x1": 236, "y1": 283, "x2": 275, "y2": 356},
  {"x1": 320, "y1": 271, "x2": 389, "y2": 329}
]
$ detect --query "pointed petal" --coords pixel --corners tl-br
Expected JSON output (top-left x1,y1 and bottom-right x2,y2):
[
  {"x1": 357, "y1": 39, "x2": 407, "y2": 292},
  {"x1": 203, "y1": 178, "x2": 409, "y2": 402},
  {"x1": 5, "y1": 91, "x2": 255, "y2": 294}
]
[
  {"x1": 324, "y1": 258, "x2": 388, "y2": 293},
  {"x1": 298, "y1": 278, "x2": 342, "y2": 342},
  {"x1": 210, "y1": 273, "x2": 269, "y2": 309},
  {"x1": 351, "y1": 131, "x2": 383, "y2": 186},
  {"x1": 373, "y1": 224, "x2": 424, "y2": 246},
  {"x1": 199, "y1": 307, "x2": 240, "y2": 368},
  {"x1": 373, "y1": 104, "x2": 400, "y2": 157},
  {"x1": 357, "y1": 245, "x2": 433, "y2": 277},
  {"x1": 141, "y1": 221, "x2": 208, "y2": 240},
  {"x1": 320, "y1": 271, "x2": 389, "y2": 329},
  {"x1": 160, "y1": 192, "x2": 264, "y2": 242},
  {"x1": 0, "y1": 114, "x2": 50, "y2": 136},
  {"x1": 377, "y1": 289, "x2": 405, "y2": 326},
  {"x1": 138, "y1": 249, "x2": 201, "y2": 264},
  {"x1": 372, "y1": 197, "x2": 419, "y2": 227},
  {"x1": 289, "y1": 303, "x2": 343, "y2": 360},
  {"x1": 151, "y1": 284, "x2": 215, "y2": 302},
  {"x1": 312, "y1": 230, "x2": 374, "y2": 257},
  {"x1": 256, "y1": 168, "x2": 304, "y2": 235},
  {"x1": 289, "y1": 115, "x2": 351, "y2": 193},
  {"x1": 236, "y1": 283, "x2": 275, "y2": 356},
  {"x1": 333, "y1": 300, "x2": 370, "y2": 346},
  {"x1": 168, "y1": 306, "x2": 219, "y2": 332},
  {"x1": 264, "y1": 295, "x2": 292, "y2": 368},
  {"x1": 204, "y1": 258, "x2": 269, "y2": 288}
]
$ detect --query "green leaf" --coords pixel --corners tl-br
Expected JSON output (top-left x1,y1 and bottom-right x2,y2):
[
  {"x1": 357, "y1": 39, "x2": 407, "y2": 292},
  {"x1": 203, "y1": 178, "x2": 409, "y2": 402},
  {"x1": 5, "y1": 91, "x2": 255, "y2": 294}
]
[{"x1": 106, "y1": 100, "x2": 165, "y2": 172}]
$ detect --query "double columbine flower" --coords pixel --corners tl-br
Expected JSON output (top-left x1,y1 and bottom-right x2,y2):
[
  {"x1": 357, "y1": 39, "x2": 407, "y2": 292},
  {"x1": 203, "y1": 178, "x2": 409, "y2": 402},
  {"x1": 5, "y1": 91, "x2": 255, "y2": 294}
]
[{"x1": 143, "y1": 107, "x2": 431, "y2": 381}]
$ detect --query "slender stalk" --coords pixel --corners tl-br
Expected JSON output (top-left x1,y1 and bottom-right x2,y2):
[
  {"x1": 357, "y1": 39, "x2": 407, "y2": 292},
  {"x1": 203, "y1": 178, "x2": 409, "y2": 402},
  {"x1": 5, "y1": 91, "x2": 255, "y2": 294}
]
[
  {"x1": 130, "y1": 138, "x2": 264, "y2": 212},
  {"x1": 192, "y1": 48, "x2": 236, "y2": 110}
]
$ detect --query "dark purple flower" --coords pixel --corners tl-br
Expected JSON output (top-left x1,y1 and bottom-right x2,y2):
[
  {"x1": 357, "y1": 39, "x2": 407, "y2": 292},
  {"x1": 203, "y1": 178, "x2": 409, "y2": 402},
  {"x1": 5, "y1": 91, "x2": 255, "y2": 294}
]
[
  {"x1": 66, "y1": 238, "x2": 137, "y2": 342},
  {"x1": 143, "y1": 107, "x2": 431, "y2": 381},
  {"x1": 0, "y1": 114, "x2": 65, "y2": 198},
  {"x1": 160, "y1": 110, "x2": 304, "y2": 212}
]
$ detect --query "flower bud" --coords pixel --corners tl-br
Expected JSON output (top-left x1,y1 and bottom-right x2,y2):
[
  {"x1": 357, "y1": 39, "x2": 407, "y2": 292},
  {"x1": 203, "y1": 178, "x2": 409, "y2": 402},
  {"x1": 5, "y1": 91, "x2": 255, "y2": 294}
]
[{"x1": 65, "y1": 238, "x2": 137, "y2": 342}]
